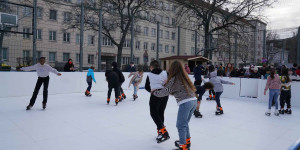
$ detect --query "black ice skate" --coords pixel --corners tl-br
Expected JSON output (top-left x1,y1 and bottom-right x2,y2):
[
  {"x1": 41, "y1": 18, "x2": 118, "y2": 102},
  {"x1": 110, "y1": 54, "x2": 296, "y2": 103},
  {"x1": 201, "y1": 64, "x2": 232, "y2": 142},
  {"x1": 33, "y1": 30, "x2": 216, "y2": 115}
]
[
  {"x1": 175, "y1": 137, "x2": 191, "y2": 148},
  {"x1": 107, "y1": 98, "x2": 110, "y2": 104},
  {"x1": 157, "y1": 127, "x2": 170, "y2": 143},
  {"x1": 279, "y1": 109, "x2": 284, "y2": 114},
  {"x1": 133, "y1": 94, "x2": 138, "y2": 100},
  {"x1": 194, "y1": 110, "x2": 203, "y2": 118},
  {"x1": 26, "y1": 105, "x2": 32, "y2": 110},
  {"x1": 285, "y1": 109, "x2": 292, "y2": 114},
  {"x1": 215, "y1": 107, "x2": 224, "y2": 115},
  {"x1": 115, "y1": 98, "x2": 119, "y2": 105},
  {"x1": 42, "y1": 103, "x2": 46, "y2": 109}
]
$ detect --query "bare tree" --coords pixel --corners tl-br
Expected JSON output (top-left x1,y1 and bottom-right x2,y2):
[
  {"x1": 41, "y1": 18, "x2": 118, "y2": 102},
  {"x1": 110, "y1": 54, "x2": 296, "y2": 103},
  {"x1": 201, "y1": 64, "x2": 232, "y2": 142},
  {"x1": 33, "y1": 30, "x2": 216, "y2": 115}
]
[
  {"x1": 173, "y1": 0, "x2": 274, "y2": 58},
  {"x1": 266, "y1": 31, "x2": 281, "y2": 64}
]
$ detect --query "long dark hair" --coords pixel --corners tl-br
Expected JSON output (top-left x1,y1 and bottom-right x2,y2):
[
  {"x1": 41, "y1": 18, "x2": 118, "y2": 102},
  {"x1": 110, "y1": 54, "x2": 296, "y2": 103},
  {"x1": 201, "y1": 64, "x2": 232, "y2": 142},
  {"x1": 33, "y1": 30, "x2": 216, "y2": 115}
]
[
  {"x1": 281, "y1": 68, "x2": 290, "y2": 83},
  {"x1": 167, "y1": 61, "x2": 196, "y2": 95},
  {"x1": 270, "y1": 68, "x2": 275, "y2": 79}
]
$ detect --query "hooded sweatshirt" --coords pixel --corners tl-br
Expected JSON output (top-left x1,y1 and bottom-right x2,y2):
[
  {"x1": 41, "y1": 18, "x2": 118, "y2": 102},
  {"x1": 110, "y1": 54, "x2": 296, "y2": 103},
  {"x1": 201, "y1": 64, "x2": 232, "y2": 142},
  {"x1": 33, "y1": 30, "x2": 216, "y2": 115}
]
[
  {"x1": 145, "y1": 68, "x2": 167, "y2": 92},
  {"x1": 86, "y1": 68, "x2": 96, "y2": 83},
  {"x1": 208, "y1": 72, "x2": 233, "y2": 92}
]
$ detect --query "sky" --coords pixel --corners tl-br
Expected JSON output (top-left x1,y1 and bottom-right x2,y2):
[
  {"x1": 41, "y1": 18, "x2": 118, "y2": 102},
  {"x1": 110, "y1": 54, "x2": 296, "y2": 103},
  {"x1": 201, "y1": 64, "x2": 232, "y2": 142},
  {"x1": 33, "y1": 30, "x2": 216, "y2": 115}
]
[{"x1": 262, "y1": 0, "x2": 300, "y2": 30}]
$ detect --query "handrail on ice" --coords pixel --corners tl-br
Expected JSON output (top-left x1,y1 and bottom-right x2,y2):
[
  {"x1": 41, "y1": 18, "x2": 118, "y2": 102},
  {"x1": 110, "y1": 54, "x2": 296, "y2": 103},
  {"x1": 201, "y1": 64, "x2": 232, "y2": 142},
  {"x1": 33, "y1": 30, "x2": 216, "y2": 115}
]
[{"x1": 288, "y1": 138, "x2": 300, "y2": 150}]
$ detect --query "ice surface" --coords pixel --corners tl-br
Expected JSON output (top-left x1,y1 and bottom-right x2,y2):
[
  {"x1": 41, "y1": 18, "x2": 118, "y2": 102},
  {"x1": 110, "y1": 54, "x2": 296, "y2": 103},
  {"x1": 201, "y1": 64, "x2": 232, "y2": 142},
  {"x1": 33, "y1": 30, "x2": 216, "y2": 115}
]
[{"x1": 0, "y1": 89, "x2": 299, "y2": 150}]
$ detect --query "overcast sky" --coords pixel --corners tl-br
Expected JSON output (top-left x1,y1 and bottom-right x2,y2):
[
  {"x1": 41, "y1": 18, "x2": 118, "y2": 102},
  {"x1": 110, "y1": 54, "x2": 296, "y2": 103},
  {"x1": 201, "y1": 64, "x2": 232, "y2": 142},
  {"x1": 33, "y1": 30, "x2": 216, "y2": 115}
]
[{"x1": 263, "y1": 0, "x2": 300, "y2": 30}]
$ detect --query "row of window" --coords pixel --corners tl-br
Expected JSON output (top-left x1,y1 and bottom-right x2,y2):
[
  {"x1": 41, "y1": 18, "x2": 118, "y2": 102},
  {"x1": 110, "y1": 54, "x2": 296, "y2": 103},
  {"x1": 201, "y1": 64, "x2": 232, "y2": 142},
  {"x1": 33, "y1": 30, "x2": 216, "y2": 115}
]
[{"x1": 139, "y1": 27, "x2": 176, "y2": 40}]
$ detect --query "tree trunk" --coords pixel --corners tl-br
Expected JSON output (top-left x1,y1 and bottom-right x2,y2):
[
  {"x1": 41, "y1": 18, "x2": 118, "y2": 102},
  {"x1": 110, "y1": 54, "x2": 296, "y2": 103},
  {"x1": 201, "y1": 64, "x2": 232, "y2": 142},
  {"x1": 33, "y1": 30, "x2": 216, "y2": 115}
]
[
  {"x1": 117, "y1": 46, "x2": 123, "y2": 68},
  {"x1": 203, "y1": 27, "x2": 210, "y2": 58}
]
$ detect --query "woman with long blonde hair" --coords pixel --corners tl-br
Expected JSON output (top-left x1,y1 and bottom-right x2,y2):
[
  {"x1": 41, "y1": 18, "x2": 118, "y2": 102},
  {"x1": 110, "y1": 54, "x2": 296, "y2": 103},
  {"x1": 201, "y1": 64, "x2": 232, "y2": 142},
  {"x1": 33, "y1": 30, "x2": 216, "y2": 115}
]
[{"x1": 152, "y1": 61, "x2": 196, "y2": 150}]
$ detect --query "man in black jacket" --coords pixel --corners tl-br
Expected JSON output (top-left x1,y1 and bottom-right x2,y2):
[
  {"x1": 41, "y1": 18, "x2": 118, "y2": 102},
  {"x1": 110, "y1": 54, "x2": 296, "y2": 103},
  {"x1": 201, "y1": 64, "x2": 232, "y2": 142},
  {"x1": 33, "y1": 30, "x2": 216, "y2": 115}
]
[
  {"x1": 112, "y1": 62, "x2": 126, "y2": 101},
  {"x1": 105, "y1": 70, "x2": 120, "y2": 105}
]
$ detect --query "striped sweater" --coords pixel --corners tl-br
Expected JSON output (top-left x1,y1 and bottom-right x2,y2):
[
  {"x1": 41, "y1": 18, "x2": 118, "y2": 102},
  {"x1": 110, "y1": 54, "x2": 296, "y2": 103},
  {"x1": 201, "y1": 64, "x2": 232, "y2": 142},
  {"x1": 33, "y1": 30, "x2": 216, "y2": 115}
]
[{"x1": 153, "y1": 77, "x2": 196, "y2": 105}]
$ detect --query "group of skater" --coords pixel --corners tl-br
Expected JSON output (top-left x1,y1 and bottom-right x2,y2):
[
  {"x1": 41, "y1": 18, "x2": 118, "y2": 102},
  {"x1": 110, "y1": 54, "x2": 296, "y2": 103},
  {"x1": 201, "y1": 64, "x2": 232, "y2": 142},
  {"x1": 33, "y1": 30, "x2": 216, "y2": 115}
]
[{"x1": 20, "y1": 56, "x2": 295, "y2": 150}]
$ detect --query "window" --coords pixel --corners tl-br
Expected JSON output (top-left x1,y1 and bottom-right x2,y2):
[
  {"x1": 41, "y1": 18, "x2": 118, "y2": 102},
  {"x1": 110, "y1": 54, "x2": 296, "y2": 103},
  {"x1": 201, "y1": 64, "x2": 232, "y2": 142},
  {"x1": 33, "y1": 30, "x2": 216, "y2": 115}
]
[
  {"x1": 159, "y1": 44, "x2": 162, "y2": 52},
  {"x1": 49, "y1": 52, "x2": 56, "y2": 62},
  {"x1": 159, "y1": 1, "x2": 163, "y2": 9},
  {"x1": 172, "y1": 18, "x2": 176, "y2": 26},
  {"x1": 135, "y1": 57, "x2": 140, "y2": 64},
  {"x1": 122, "y1": 57, "x2": 130, "y2": 65},
  {"x1": 135, "y1": 41, "x2": 140, "y2": 50},
  {"x1": 76, "y1": 34, "x2": 80, "y2": 44},
  {"x1": 64, "y1": 12, "x2": 72, "y2": 22},
  {"x1": 151, "y1": 43, "x2": 155, "y2": 51},
  {"x1": 88, "y1": 55, "x2": 94, "y2": 64},
  {"x1": 172, "y1": 5, "x2": 177, "y2": 12},
  {"x1": 2, "y1": 48, "x2": 8, "y2": 61},
  {"x1": 165, "y1": 31, "x2": 169, "y2": 39},
  {"x1": 63, "y1": 53, "x2": 70, "y2": 62},
  {"x1": 49, "y1": 10, "x2": 57, "y2": 20},
  {"x1": 136, "y1": 25, "x2": 141, "y2": 33},
  {"x1": 144, "y1": 42, "x2": 148, "y2": 50},
  {"x1": 151, "y1": 28, "x2": 156, "y2": 37},
  {"x1": 49, "y1": 31, "x2": 56, "y2": 41},
  {"x1": 36, "y1": 29, "x2": 42, "y2": 40},
  {"x1": 172, "y1": 32, "x2": 176, "y2": 40},
  {"x1": 165, "y1": 17, "x2": 169, "y2": 25},
  {"x1": 64, "y1": 0, "x2": 72, "y2": 2},
  {"x1": 63, "y1": 32, "x2": 71, "y2": 43},
  {"x1": 23, "y1": 7, "x2": 31, "y2": 17},
  {"x1": 103, "y1": 36, "x2": 113, "y2": 46},
  {"x1": 151, "y1": 13, "x2": 156, "y2": 22},
  {"x1": 23, "y1": 28, "x2": 30, "y2": 39},
  {"x1": 88, "y1": 35, "x2": 95, "y2": 45},
  {"x1": 171, "y1": 46, "x2": 175, "y2": 53},
  {"x1": 191, "y1": 47, "x2": 195, "y2": 55},
  {"x1": 144, "y1": 11, "x2": 149, "y2": 20},
  {"x1": 36, "y1": 51, "x2": 42, "y2": 59},
  {"x1": 158, "y1": 15, "x2": 163, "y2": 23},
  {"x1": 23, "y1": 50, "x2": 30, "y2": 58},
  {"x1": 191, "y1": 34, "x2": 195, "y2": 41},
  {"x1": 165, "y1": 45, "x2": 169, "y2": 53},
  {"x1": 123, "y1": 40, "x2": 130, "y2": 48},
  {"x1": 144, "y1": 27, "x2": 149, "y2": 36},
  {"x1": 76, "y1": 53, "x2": 80, "y2": 63},
  {"x1": 37, "y1": 7, "x2": 43, "y2": 18},
  {"x1": 159, "y1": 30, "x2": 163, "y2": 38}
]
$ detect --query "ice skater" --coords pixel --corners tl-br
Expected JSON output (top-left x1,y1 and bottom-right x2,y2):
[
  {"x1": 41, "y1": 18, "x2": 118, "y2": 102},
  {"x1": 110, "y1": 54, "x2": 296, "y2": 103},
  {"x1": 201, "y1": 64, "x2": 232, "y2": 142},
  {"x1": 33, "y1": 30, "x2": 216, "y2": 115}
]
[
  {"x1": 105, "y1": 70, "x2": 120, "y2": 105},
  {"x1": 194, "y1": 82, "x2": 214, "y2": 118},
  {"x1": 112, "y1": 62, "x2": 126, "y2": 101},
  {"x1": 128, "y1": 68, "x2": 144, "y2": 100},
  {"x1": 152, "y1": 61, "x2": 197, "y2": 150},
  {"x1": 279, "y1": 68, "x2": 292, "y2": 114},
  {"x1": 85, "y1": 66, "x2": 96, "y2": 97},
  {"x1": 145, "y1": 60, "x2": 169, "y2": 143},
  {"x1": 264, "y1": 68, "x2": 281, "y2": 116},
  {"x1": 207, "y1": 65, "x2": 216, "y2": 100},
  {"x1": 20, "y1": 57, "x2": 62, "y2": 110},
  {"x1": 206, "y1": 71, "x2": 235, "y2": 115}
]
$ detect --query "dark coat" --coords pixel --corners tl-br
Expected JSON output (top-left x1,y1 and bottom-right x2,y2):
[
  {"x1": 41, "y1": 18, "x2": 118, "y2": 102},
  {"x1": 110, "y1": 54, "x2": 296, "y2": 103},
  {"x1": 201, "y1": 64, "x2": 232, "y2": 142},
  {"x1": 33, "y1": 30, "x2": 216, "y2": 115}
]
[
  {"x1": 113, "y1": 67, "x2": 125, "y2": 83},
  {"x1": 105, "y1": 70, "x2": 120, "y2": 88},
  {"x1": 193, "y1": 66, "x2": 202, "y2": 81},
  {"x1": 249, "y1": 72, "x2": 261, "y2": 79},
  {"x1": 64, "y1": 62, "x2": 74, "y2": 72},
  {"x1": 195, "y1": 85, "x2": 206, "y2": 101}
]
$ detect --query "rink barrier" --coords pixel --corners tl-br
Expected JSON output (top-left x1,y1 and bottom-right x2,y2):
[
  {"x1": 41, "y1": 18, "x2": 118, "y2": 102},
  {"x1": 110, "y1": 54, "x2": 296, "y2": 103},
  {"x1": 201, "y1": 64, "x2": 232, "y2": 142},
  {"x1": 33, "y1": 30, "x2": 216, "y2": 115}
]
[
  {"x1": 0, "y1": 72, "x2": 300, "y2": 108},
  {"x1": 288, "y1": 138, "x2": 300, "y2": 150}
]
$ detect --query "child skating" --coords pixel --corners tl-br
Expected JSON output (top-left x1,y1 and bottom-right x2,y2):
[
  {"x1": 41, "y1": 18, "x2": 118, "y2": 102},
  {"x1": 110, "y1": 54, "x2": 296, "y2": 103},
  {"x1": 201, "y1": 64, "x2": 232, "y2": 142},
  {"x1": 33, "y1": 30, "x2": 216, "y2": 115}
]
[
  {"x1": 207, "y1": 65, "x2": 216, "y2": 100},
  {"x1": 279, "y1": 68, "x2": 292, "y2": 114},
  {"x1": 264, "y1": 68, "x2": 281, "y2": 116},
  {"x1": 145, "y1": 60, "x2": 169, "y2": 143},
  {"x1": 20, "y1": 57, "x2": 62, "y2": 110},
  {"x1": 194, "y1": 82, "x2": 214, "y2": 118},
  {"x1": 128, "y1": 69, "x2": 144, "y2": 100},
  {"x1": 207, "y1": 71, "x2": 235, "y2": 115},
  {"x1": 112, "y1": 62, "x2": 126, "y2": 101},
  {"x1": 85, "y1": 66, "x2": 96, "y2": 97},
  {"x1": 152, "y1": 61, "x2": 197, "y2": 150},
  {"x1": 105, "y1": 70, "x2": 121, "y2": 105}
]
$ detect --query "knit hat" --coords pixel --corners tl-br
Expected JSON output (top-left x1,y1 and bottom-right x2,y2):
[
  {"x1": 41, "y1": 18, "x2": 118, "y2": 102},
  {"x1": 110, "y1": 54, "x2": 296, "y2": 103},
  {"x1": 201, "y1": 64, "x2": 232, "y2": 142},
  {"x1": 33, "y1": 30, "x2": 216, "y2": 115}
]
[{"x1": 112, "y1": 62, "x2": 117, "y2": 68}]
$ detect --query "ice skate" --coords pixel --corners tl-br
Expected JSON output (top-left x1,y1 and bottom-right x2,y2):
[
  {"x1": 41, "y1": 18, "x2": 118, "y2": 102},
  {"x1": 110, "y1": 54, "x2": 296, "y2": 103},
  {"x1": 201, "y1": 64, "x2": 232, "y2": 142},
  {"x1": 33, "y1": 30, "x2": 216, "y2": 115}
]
[
  {"x1": 174, "y1": 144, "x2": 189, "y2": 150},
  {"x1": 107, "y1": 98, "x2": 110, "y2": 104},
  {"x1": 26, "y1": 105, "x2": 32, "y2": 110},
  {"x1": 133, "y1": 94, "x2": 138, "y2": 100},
  {"x1": 279, "y1": 109, "x2": 284, "y2": 114},
  {"x1": 42, "y1": 103, "x2": 46, "y2": 109},
  {"x1": 274, "y1": 110, "x2": 279, "y2": 116},
  {"x1": 156, "y1": 127, "x2": 170, "y2": 143},
  {"x1": 175, "y1": 137, "x2": 191, "y2": 148},
  {"x1": 115, "y1": 98, "x2": 119, "y2": 105},
  {"x1": 119, "y1": 96, "x2": 123, "y2": 102},
  {"x1": 85, "y1": 90, "x2": 91, "y2": 97},
  {"x1": 285, "y1": 109, "x2": 292, "y2": 114},
  {"x1": 265, "y1": 109, "x2": 271, "y2": 116},
  {"x1": 215, "y1": 107, "x2": 223, "y2": 115},
  {"x1": 194, "y1": 110, "x2": 202, "y2": 118}
]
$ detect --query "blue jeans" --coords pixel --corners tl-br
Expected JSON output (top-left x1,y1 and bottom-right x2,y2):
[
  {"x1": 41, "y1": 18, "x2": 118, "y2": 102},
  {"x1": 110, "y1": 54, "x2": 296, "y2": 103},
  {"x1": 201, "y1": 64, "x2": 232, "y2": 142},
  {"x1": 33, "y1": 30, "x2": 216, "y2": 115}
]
[
  {"x1": 132, "y1": 81, "x2": 137, "y2": 95},
  {"x1": 176, "y1": 100, "x2": 197, "y2": 145},
  {"x1": 269, "y1": 89, "x2": 279, "y2": 109},
  {"x1": 215, "y1": 92, "x2": 223, "y2": 108}
]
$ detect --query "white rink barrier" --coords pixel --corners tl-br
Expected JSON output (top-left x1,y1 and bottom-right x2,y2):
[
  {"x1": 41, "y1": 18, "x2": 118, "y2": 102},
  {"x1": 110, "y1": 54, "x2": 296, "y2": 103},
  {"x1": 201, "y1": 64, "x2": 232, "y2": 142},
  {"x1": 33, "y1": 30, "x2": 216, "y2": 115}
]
[{"x1": 0, "y1": 72, "x2": 299, "y2": 107}]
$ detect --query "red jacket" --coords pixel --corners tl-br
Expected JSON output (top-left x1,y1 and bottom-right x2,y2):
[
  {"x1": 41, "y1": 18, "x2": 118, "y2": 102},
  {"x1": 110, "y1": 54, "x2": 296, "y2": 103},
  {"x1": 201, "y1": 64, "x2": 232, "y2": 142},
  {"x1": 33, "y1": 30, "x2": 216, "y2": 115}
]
[{"x1": 296, "y1": 69, "x2": 300, "y2": 76}]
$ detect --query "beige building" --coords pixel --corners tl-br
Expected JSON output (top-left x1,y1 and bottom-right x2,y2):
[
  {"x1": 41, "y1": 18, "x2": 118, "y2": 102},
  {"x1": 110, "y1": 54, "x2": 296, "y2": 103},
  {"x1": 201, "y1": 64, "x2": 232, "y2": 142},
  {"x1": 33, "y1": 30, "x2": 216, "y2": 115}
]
[{"x1": 1, "y1": 0, "x2": 266, "y2": 71}]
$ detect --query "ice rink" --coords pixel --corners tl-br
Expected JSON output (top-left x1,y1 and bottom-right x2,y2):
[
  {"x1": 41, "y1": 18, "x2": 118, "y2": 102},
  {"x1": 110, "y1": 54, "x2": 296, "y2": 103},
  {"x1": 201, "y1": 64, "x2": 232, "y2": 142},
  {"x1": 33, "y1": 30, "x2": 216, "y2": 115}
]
[{"x1": 0, "y1": 89, "x2": 299, "y2": 150}]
